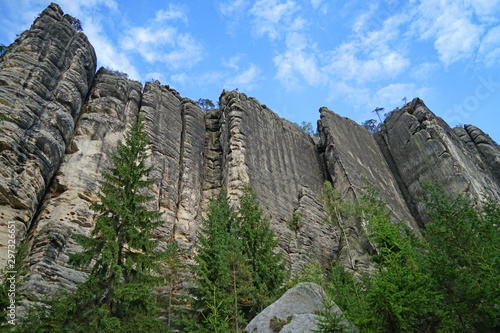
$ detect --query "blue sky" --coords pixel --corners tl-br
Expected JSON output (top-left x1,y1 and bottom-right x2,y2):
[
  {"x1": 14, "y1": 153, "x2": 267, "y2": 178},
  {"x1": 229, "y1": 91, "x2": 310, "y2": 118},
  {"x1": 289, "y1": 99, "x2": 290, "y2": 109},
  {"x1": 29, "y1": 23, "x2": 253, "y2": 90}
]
[{"x1": 1, "y1": 0, "x2": 499, "y2": 142}]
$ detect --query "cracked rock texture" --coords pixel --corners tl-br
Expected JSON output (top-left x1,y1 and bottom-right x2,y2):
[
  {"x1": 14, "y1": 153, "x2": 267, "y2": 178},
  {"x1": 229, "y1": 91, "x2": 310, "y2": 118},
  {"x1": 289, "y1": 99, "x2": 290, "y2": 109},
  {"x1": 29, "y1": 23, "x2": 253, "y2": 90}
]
[
  {"x1": 380, "y1": 98, "x2": 500, "y2": 223},
  {"x1": 22, "y1": 68, "x2": 141, "y2": 299},
  {"x1": 1, "y1": 3, "x2": 500, "y2": 305},
  {"x1": 0, "y1": 3, "x2": 96, "y2": 268}
]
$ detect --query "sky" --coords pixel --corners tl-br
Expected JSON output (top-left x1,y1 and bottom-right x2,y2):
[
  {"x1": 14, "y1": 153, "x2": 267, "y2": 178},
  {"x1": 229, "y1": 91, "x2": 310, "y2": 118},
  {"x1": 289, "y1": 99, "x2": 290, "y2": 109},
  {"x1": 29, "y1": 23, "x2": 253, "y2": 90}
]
[{"x1": 1, "y1": 0, "x2": 499, "y2": 143}]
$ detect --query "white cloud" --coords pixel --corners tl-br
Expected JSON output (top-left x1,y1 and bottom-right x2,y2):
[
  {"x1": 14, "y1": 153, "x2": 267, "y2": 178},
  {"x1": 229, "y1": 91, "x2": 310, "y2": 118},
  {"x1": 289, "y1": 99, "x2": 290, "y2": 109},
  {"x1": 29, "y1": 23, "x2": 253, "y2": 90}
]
[
  {"x1": 250, "y1": 0, "x2": 300, "y2": 40},
  {"x1": 154, "y1": 4, "x2": 188, "y2": 23},
  {"x1": 478, "y1": 25, "x2": 500, "y2": 67},
  {"x1": 57, "y1": 0, "x2": 119, "y2": 17},
  {"x1": 274, "y1": 32, "x2": 325, "y2": 88},
  {"x1": 219, "y1": 0, "x2": 249, "y2": 16},
  {"x1": 226, "y1": 64, "x2": 261, "y2": 90},
  {"x1": 410, "y1": 0, "x2": 485, "y2": 66},
  {"x1": 121, "y1": 26, "x2": 203, "y2": 69},
  {"x1": 223, "y1": 54, "x2": 244, "y2": 71},
  {"x1": 83, "y1": 17, "x2": 140, "y2": 80},
  {"x1": 410, "y1": 62, "x2": 440, "y2": 81}
]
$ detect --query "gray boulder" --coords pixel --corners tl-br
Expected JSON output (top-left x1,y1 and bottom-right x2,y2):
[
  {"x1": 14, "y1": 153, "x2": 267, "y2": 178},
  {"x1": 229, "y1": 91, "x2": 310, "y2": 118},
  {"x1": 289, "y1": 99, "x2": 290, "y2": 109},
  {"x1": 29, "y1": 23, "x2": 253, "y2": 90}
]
[{"x1": 244, "y1": 282, "x2": 354, "y2": 333}]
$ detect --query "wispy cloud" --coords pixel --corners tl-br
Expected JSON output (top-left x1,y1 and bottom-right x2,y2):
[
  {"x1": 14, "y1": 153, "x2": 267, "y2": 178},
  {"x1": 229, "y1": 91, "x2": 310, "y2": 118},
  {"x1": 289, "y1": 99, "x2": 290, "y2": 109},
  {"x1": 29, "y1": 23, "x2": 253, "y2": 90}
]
[
  {"x1": 226, "y1": 63, "x2": 262, "y2": 90},
  {"x1": 477, "y1": 25, "x2": 500, "y2": 67},
  {"x1": 274, "y1": 32, "x2": 325, "y2": 89},
  {"x1": 120, "y1": 22, "x2": 203, "y2": 70},
  {"x1": 84, "y1": 16, "x2": 140, "y2": 79},
  {"x1": 154, "y1": 4, "x2": 188, "y2": 23},
  {"x1": 250, "y1": 0, "x2": 300, "y2": 40}
]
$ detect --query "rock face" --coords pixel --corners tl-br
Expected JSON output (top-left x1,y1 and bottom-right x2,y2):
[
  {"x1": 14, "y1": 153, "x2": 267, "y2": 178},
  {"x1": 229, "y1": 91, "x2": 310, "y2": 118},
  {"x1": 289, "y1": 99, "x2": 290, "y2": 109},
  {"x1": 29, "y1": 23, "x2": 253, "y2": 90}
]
[
  {"x1": 1, "y1": 3, "x2": 500, "y2": 310},
  {"x1": 244, "y1": 282, "x2": 355, "y2": 333},
  {"x1": 0, "y1": 3, "x2": 96, "y2": 268},
  {"x1": 380, "y1": 98, "x2": 500, "y2": 223},
  {"x1": 21, "y1": 68, "x2": 141, "y2": 298}
]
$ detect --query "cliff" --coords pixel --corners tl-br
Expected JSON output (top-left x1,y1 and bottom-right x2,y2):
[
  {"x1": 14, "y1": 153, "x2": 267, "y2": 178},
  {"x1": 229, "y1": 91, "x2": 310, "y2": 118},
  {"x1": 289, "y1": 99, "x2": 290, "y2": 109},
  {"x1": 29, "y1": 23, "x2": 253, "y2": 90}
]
[{"x1": 1, "y1": 4, "x2": 500, "y2": 300}]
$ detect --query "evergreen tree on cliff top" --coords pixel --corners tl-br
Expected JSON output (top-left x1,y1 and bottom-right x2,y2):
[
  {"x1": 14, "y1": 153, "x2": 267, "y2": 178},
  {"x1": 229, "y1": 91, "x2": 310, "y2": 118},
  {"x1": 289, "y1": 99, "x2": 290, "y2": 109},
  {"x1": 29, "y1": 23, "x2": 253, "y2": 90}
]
[{"x1": 65, "y1": 113, "x2": 166, "y2": 332}]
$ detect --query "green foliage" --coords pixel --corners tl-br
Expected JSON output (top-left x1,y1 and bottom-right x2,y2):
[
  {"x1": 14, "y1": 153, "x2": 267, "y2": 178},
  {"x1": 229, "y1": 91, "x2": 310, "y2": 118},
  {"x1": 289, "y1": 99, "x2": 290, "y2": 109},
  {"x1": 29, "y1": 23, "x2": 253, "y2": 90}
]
[
  {"x1": 300, "y1": 181, "x2": 500, "y2": 332},
  {"x1": 288, "y1": 211, "x2": 303, "y2": 233},
  {"x1": 238, "y1": 186, "x2": 287, "y2": 313},
  {"x1": 297, "y1": 121, "x2": 320, "y2": 138},
  {"x1": 186, "y1": 187, "x2": 286, "y2": 331},
  {"x1": 313, "y1": 300, "x2": 350, "y2": 333},
  {"x1": 27, "y1": 113, "x2": 169, "y2": 332},
  {"x1": 185, "y1": 190, "x2": 252, "y2": 332},
  {"x1": 161, "y1": 240, "x2": 185, "y2": 326},
  {"x1": 63, "y1": 14, "x2": 83, "y2": 32},
  {"x1": 197, "y1": 98, "x2": 215, "y2": 112},
  {"x1": 419, "y1": 182, "x2": 500, "y2": 332},
  {"x1": 0, "y1": 240, "x2": 29, "y2": 326},
  {"x1": 361, "y1": 119, "x2": 379, "y2": 133},
  {"x1": 269, "y1": 316, "x2": 291, "y2": 332}
]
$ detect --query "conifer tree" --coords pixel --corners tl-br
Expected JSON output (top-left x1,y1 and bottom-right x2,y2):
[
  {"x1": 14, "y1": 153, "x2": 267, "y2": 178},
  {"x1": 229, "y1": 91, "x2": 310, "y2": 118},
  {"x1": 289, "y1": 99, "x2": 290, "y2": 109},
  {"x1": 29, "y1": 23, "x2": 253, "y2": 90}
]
[
  {"x1": 64, "y1": 113, "x2": 166, "y2": 331},
  {"x1": 186, "y1": 191, "x2": 254, "y2": 332},
  {"x1": 237, "y1": 186, "x2": 286, "y2": 313}
]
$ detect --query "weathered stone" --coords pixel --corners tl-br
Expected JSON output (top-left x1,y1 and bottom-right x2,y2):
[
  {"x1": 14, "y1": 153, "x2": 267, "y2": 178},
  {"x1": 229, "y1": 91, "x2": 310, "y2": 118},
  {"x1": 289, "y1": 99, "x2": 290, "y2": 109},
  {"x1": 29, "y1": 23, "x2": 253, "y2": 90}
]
[
  {"x1": 455, "y1": 125, "x2": 500, "y2": 189},
  {"x1": 217, "y1": 91, "x2": 335, "y2": 273},
  {"x1": 382, "y1": 98, "x2": 500, "y2": 222},
  {"x1": 0, "y1": 3, "x2": 96, "y2": 269},
  {"x1": 244, "y1": 282, "x2": 355, "y2": 333},
  {"x1": 318, "y1": 107, "x2": 419, "y2": 270},
  {"x1": 22, "y1": 68, "x2": 141, "y2": 298},
  {"x1": 140, "y1": 81, "x2": 205, "y2": 249}
]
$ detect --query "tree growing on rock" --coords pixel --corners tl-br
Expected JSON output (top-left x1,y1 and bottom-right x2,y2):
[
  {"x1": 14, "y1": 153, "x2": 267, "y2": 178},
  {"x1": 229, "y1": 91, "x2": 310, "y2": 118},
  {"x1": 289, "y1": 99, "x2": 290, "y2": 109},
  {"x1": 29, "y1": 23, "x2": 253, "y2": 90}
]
[{"x1": 197, "y1": 98, "x2": 215, "y2": 112}]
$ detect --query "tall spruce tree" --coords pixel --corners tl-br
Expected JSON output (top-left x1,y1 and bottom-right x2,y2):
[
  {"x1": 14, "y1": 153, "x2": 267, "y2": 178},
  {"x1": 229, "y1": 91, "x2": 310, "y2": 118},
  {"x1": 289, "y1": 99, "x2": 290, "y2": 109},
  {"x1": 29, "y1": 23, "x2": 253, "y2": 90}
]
[
  {"x1": 186, "y1": 191, "x2": 253, "y2": 332},
  {"x1": 237, "y1": 186, "x2": 286, "y2": 314},
  {"x1": 64, "y1": 113, "x2": 166, "y2": 332}
]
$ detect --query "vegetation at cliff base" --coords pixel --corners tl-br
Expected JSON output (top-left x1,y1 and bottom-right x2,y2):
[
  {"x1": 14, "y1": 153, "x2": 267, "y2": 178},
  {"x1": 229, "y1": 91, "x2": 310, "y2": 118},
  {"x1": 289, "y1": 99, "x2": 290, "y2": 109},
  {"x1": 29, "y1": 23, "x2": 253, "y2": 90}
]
[
  {"x1": 183, "y1": 187, "x2": 286, "y2": 332},
  {"x1": 304, "y1": 181, "x2": 500, "y2": 333}
]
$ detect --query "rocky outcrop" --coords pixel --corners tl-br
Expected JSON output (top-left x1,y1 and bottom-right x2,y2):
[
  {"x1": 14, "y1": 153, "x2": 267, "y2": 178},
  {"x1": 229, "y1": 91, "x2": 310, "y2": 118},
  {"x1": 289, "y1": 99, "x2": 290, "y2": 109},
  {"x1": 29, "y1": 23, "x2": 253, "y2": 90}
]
[
  {"x1": 216, "y1": 91, "x2": 336, "y2": 274},
  {"x1": 244, "y1": 282, "x2": 355, "y2": 333},
  {"x1": 318, "y1": 107, "x2": 420, "y2": 270},
  {"x1": 0, "y1": 3, "x2": 96, "y2": 268},
  {"x1": 1, "y1": 3, "x2": 500, "y2": 310},
  {"x1": 140, "y1": 81, "x2": 205, "y2": 249},
  {"x1": 381, "y1": 98, "x2": 500, "y2": 223},
  {"x1": 453, "y1": 124, "x2": 500, "y2": 188},
  {"x1": 22, "y1": 68, "x2": 141, "y2": 299}
]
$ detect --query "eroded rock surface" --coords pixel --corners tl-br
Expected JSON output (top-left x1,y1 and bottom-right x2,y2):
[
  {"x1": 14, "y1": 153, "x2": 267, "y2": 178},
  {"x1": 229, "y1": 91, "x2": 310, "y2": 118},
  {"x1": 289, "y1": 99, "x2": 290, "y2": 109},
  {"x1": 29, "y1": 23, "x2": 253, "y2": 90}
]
[
  {"x1": 318, "y1": 107, "x2": 419, "y2": 270},
  {"x1": 382, "y1": 98, "x2": 500, "y2": 222},
  {"x1": 22, "y1": 68, "x2": 141, "y2": 298},
  {"x1": 0, "y1": 3, "x2": 96, "y2": 268},
  {"x1": 140, "y1": 81, "x2": 205, "y2": 249},
  {"x1": 217, "y1": 91, "x2": 335, "y2": 274}
]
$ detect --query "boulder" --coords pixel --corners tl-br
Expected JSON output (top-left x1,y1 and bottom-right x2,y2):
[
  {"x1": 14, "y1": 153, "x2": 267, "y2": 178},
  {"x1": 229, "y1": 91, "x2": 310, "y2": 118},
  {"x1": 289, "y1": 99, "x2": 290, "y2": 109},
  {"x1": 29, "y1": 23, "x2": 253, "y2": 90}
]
[{"x1": 244, "y1": 282, "x2": 355, "y2": 333}]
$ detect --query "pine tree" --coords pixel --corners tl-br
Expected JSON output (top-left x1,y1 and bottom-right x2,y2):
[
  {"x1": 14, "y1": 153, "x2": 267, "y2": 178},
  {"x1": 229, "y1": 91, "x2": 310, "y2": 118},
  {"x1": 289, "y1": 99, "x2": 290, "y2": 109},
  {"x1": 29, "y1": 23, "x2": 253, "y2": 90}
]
[
  {"x1": 64, "y1": 113, "x2": 166, "y2": 331},
  {"x1": 237, "y1": 186, "x2": 286, "y2": 313}
]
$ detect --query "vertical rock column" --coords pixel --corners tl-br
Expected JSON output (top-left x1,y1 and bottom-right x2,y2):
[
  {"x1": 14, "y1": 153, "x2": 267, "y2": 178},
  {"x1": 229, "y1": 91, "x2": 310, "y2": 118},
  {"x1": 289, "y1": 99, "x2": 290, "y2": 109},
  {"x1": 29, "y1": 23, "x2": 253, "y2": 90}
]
[
  {"x1": 0, "y1": 3, "x2": 96, "y2": 269},
  {"x1": 22, "y1": 68, "x2": 141, "y2": 298},
  {"x1": 217, "y1": 91, "x2": 334, "y2": 275},
  {"x1": 318, "y1": 107, "x2": 419, "y2": 270},
  {"x1": 140, "y1": 82, "x2": 205, "y2": 249}
]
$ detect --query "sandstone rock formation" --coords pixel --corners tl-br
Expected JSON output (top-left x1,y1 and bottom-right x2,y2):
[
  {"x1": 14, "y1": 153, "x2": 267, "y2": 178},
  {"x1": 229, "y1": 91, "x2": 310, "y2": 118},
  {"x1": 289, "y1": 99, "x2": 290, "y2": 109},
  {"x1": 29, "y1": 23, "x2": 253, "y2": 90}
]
[
  {"x1": 21, "y1": 68, "x2": 140, "y2": 299},
  {"x1": 244, "y1": 282, "x2": 355, "y2": 333},
  {"x1": 379, "y1": 98, "x2": 500, "y2": 223},
  {"x1": 0, "y1": 3, "x2": 96, "y2": 268},
  {"x1": 1, "y1": 3, "x2": 500, "y2": 311}
]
